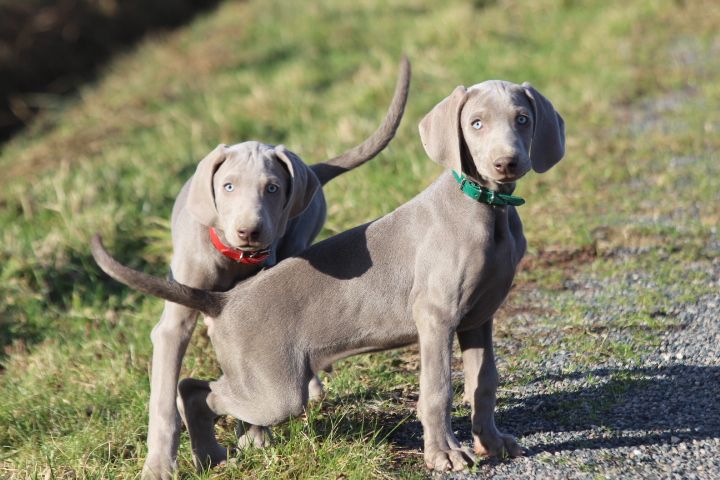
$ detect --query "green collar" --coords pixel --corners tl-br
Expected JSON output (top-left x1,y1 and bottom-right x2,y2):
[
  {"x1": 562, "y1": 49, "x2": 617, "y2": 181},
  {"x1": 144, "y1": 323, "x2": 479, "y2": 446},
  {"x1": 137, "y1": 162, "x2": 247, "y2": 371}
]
[{"x1": 452, "y1": 171, "x2": 525, "y2": 207}]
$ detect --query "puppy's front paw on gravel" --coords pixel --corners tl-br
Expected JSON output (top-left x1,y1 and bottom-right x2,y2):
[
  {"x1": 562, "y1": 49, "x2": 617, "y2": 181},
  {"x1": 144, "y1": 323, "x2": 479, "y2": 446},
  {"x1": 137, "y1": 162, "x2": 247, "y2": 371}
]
[
  {"x1": 474, "y1": 432, "x2": 524, "y2": 458},
  {"x1": 424, "y1": 446, "x2": 476, "y2": 471}
]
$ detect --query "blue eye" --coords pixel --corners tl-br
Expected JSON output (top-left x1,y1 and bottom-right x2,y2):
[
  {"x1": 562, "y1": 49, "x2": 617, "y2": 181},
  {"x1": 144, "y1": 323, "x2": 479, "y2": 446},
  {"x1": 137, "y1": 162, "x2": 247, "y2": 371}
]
[
  {"x1": 471, "y1": 120, "x2": 483, "y2": 130},
  {"x1": 266, "y1": 184, "x2": 279, "y2": 194},
  {"x1": 517, "y1": 115, "x2": 529, "y2": 125},
  {"x1": 224, "y1": 183, "x2": 234, "y2": 192}
]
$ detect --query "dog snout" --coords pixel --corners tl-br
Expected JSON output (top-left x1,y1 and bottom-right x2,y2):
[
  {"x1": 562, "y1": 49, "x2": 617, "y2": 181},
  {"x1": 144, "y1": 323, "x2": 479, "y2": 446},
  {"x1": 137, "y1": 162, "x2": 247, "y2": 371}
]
[
  {"x1": 493, "y1": 156, "x2": 519, "y2": 176},
  {"x1": 237, "y1": 224, "x2": 263, "y2": 242}
]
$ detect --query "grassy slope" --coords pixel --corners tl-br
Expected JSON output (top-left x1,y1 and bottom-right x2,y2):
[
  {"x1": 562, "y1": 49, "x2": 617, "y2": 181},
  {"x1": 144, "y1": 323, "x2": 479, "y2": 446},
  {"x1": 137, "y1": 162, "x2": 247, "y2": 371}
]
[{"x1": 1, "y1": 0, "x2": 719, "y2": 478}]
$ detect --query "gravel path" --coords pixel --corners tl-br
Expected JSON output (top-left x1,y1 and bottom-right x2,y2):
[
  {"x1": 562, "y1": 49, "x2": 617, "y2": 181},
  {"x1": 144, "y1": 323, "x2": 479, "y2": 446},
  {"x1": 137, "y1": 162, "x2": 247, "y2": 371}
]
[{"x1": 442, "y1": 254, "x2": 720, "y2": 480}]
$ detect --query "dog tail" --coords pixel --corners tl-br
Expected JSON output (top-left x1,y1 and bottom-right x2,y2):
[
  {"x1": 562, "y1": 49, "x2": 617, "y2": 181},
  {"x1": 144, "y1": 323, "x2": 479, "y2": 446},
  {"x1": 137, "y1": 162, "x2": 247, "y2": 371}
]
[
  {"x1": 90, "y1": 234, "x2": 225, "y2": 318},
  {"x1": 311, "y1": 56, "x2": 411, "y2": 186}
]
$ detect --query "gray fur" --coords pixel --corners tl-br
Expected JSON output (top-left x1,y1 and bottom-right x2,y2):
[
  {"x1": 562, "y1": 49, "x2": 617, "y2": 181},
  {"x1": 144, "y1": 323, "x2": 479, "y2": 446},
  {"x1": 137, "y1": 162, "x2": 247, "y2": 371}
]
[
  {"x1": 111, "y1": 58, "x2": 410, "y2": 480},
  {"x1": 91, "y1": 79, "x2": 564, "y2": 473}
]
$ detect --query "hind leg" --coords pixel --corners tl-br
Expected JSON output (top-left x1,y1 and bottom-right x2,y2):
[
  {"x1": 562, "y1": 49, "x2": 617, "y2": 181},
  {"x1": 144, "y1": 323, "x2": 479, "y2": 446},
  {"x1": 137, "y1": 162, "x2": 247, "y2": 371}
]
[
  {"x1": 177, "y1": 378, "x2": 231, "y2": 471},
  {"x1": 236, "y1": 422, "x2": 272, "y2": 449}
]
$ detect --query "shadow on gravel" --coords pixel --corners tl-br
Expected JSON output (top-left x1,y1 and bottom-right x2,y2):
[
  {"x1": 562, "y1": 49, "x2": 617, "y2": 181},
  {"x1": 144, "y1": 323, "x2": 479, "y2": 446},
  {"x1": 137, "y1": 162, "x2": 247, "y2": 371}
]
[
  {"x1": 495, "y1": 365, "x2": 720, "y2": 454},
  {"x1": 318, "y1": 365, "x2": 719, "y2": 459}
]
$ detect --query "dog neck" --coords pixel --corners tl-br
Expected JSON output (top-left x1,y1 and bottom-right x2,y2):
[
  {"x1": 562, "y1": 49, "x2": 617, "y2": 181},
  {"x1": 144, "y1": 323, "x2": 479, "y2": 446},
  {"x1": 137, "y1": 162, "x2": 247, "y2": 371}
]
[
  {"x1": 452, "y1": 171, "x2": 524, "y2": 208},
  {"x1": 441, "y1": 172, "x2": 517, "y2": 250}
]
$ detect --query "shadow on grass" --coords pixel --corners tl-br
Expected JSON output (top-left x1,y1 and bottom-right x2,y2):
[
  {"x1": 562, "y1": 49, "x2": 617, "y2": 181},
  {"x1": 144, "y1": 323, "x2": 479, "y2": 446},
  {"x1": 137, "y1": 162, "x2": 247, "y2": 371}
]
[
  {"x1": 0, "y1": 234, "x2": 163, "y2": 364},
  {"x1": 313, "y1": 388, "x2": 423, "y2": 453}
]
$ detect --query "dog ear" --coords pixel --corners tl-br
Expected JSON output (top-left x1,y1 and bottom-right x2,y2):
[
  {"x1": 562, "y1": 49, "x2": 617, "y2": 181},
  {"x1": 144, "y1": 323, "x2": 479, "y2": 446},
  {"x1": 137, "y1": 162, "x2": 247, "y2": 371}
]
[
  {"x1": 522, "y1": 83, "x2": 566, "y2": 173},
  {"x1": 274, "y1": 145, "x2": 321, "y2": 219},
  {"x1": 418, "y1": 86, "x2": 468, "y2": 172},
  {"x1": 186, "y1": 144, "x2": 227, "y2": 227}
]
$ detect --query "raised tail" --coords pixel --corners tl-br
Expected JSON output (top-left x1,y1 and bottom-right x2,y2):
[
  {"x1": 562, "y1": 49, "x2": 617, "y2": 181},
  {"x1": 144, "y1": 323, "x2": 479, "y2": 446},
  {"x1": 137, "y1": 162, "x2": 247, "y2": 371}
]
[
  {"x1": 311, "y1": 56, "x2": 411, "y2": 185},
  {"x1": 90, "y1": 234, "x2": 224, "y2": 318}
]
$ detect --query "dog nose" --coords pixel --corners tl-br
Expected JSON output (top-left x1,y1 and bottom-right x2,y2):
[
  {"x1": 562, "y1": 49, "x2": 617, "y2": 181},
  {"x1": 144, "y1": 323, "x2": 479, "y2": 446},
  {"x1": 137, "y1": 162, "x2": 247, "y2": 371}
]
[
  {"x1": 237, "y1": 227, "x2": 261, "y2": 241},
  {"x1": 493, "y1": 156, "x2": 518, "y2": 175}
]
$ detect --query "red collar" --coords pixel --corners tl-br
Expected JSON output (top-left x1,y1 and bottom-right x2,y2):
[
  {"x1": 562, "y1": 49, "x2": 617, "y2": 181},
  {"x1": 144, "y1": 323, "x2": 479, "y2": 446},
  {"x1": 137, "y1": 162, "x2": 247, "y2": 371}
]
[{"x1": 209, "y1": 228, "x2": 270, "y2": 265}]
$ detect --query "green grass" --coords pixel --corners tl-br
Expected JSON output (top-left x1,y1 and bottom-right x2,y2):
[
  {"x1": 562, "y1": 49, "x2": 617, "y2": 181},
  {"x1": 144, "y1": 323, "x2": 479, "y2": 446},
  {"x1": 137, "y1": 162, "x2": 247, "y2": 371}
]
[{"x1": 2, "y1": 0, "x2": 720, "y2": 477}]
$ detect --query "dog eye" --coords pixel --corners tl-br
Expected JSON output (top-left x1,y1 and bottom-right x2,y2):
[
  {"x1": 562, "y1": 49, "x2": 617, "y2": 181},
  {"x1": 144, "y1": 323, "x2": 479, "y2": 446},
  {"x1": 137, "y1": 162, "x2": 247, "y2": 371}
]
[
  {"x1": 224, "y1": 183, "x2": 234, "y2": 192},
  {"x1": 517, "y1": 115, "x2": 529, "y2": 125},
  {"x1": 471, "y1": 120, "x2": 483, "y2": 130},
  {"x1": 266, "y1": 184, "x2": 279, "y2": 194}
]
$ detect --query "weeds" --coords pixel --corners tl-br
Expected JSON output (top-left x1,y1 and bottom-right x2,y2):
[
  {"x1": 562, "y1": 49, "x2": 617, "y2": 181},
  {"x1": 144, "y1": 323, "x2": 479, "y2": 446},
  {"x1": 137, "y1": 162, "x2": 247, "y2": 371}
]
[{"x1": 1, "y1": 0, "x2": 719, "y2": 477}]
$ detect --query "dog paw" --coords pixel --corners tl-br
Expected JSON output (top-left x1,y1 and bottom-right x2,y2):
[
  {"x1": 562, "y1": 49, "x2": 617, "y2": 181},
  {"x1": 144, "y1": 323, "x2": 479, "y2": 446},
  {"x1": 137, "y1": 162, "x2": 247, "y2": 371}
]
[
  {"x1": 308, "y1": 375, "x2": 325, "y2": 402},
  {"x1": 141, "y1": 457, "x2": 176, "y2": 480},
  {"x1": 474, "y1": 431, "x2": 524, "y2": 458},
  {"x1": 193, "y1": 444, "x2": 228, "y2": 471},
  {"x1": 237, "y1": 425, "x2": 272, "y2": 449},
  {"x1": 424, "y1": 446, "x2": 476, "y2": 472}
]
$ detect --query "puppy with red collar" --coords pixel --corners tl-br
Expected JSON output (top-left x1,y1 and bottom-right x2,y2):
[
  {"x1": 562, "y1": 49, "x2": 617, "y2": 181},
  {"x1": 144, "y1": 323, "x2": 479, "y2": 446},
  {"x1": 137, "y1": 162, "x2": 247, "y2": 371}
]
[{"x1": 137, "y1": 58, "x2": 409, "y2": 480}]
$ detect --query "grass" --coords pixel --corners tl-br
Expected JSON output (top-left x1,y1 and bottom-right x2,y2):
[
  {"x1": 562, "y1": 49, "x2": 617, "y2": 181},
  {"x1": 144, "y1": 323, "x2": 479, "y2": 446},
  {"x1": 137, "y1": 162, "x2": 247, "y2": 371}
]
[{"x1": 1, "y1": 0, "x2": 719, "y2": 477}]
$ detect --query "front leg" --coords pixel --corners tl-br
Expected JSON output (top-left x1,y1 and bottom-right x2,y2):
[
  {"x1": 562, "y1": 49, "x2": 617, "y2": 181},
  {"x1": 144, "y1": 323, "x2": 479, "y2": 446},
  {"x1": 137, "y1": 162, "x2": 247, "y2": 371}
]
[
  {"x1": 457, "y1": 319, "x2": 523, "y2": 458},
  {"x1": 415, "y1": 305, "x2": 475, "y2": 472},
  {"x1": 143, "y1": 301, "x2": 198, "y2": 480}
]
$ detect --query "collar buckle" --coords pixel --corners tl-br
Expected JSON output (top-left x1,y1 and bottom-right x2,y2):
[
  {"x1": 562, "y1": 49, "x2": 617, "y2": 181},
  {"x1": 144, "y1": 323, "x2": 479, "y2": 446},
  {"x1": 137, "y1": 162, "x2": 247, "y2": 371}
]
[
  {"x1": 242, "y1": 248, "x2": 271, "y2": 260},
  {"x1": 486, "y1": 189, "x2": 496, "y2": 204}
]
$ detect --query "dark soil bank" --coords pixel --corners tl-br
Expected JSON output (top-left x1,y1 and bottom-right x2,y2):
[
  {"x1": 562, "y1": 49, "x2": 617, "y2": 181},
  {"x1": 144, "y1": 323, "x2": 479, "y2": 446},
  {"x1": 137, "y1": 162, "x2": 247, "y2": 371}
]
[{"x1": 0, "y1": 0, "x2": 223, "y2": 143}]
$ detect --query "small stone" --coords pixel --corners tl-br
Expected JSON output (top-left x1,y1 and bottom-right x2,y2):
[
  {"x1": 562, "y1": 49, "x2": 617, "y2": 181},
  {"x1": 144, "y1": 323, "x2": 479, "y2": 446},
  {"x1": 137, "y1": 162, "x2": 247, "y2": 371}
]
[{"x1": 671, "y1": 436, "x2": 681, "y2": 444}]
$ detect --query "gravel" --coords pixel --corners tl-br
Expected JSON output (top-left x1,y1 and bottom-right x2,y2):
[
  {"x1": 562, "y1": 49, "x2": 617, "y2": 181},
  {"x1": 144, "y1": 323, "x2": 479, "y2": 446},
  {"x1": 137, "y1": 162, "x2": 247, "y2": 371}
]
[{"x1": 440, "y1": 254, "x2": 720, "y2": 480}]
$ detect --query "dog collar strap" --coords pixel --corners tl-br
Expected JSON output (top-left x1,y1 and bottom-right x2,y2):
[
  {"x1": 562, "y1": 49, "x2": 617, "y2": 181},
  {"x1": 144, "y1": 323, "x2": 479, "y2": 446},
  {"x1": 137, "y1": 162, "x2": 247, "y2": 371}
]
[
  {"x1": 452, "y1": 171, "x2": 525, "y2": 207},
  {"x1": 209, "y1": 228, "x2": 269, "y2": 265}
]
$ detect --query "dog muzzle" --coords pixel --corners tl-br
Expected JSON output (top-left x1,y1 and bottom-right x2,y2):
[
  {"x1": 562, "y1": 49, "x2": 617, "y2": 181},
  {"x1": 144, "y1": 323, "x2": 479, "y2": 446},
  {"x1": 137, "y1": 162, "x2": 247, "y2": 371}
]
[{"x1": 209, "y1": 227, "x2": 270, "y2": 265}]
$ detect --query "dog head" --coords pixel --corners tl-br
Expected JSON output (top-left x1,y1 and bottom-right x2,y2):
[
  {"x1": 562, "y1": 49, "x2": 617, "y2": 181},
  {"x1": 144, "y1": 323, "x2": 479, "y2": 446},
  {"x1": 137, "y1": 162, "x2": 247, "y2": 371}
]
[
  {"x1": 186, "y1": 141, "x2": 320, "y2": 251},
  {"x1": 419, "y1": 80, "x2": 565, "y2": 183}
]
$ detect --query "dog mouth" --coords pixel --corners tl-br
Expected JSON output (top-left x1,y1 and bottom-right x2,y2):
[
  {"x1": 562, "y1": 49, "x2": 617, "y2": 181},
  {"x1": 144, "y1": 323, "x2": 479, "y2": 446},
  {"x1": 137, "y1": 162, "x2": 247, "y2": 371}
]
[
  {"x1": 476, "y1": 165, "x2": 529, "y2": 185},
  {"x1": 495, "y1": 176, "x2": 521, "y2": 184},
  {"x1": 224, "y1": 236, "x2": 271, "y2": 254},
  {"x1": 225, "y1": 233, "x2": 270, "y2": 253},
  {"x1": 493, "y1": 170, "x2": 528, "y2": 184},
  {"x1": 233, "y1": 245, "x2": 271, "y2": 255},
  {"x1": 210, "y1": 228, "x2": 272, "y2": 263}
]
